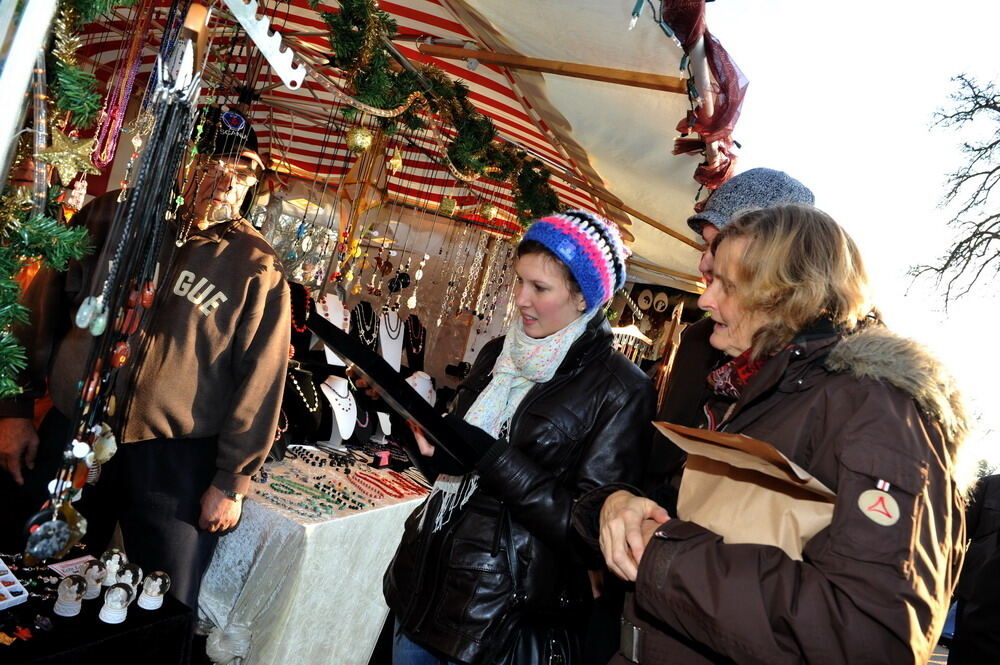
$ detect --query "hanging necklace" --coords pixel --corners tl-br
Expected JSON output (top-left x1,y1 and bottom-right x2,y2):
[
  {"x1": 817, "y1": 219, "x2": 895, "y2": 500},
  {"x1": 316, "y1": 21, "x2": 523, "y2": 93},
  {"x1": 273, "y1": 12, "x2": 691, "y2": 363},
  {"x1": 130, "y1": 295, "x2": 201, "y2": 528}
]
[
  {"x1": 175, "y1": 168, "x2": 205, "y2": 247},
  {"x1": 459, "y1": 231, "x2": 490, "y2": 312},
  {"x1": 287, "y1": 372, "x2": 319, "y2": 412},
  {"x1": 91, "y1": 0, "x2": 155, "y2": 169},
  {"x1": 407, "y1": 253, "x2": 430, "y2": 310},
  {"x1": 437, "y1": 224, "x2": 471, "y2": 326},
  {"x1": 405, "y1": 315, "x2": 425, "y2": 355}
]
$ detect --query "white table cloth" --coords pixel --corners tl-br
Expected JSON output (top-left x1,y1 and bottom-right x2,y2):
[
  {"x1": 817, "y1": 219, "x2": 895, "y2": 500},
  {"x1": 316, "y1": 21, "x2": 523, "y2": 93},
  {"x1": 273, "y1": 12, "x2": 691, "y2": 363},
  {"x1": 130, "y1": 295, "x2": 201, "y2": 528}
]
[{"x1": 198, "y1": 451, "x2": 426, "y2": 665}]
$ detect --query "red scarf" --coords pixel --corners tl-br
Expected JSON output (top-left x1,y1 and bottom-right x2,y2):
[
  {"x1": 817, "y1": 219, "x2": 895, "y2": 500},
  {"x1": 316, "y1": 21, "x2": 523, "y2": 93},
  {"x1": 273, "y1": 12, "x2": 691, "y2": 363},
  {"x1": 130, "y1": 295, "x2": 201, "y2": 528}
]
[{"x1": 707, "y1": 349, "x2": 767, "y2": 400}]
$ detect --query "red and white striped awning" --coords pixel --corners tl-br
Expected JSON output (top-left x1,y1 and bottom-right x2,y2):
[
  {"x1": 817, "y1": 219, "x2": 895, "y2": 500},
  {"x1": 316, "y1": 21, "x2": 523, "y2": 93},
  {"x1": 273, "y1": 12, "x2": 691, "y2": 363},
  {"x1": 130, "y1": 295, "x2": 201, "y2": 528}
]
[{"x1": 81, "y1": 0, "x2": 710, "y2": 290}]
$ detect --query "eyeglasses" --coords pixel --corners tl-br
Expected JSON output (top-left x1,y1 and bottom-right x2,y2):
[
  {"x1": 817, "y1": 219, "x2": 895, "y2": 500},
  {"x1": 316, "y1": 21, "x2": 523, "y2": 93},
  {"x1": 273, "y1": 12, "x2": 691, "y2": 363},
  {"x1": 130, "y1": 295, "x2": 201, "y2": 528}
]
[{"x1": 197, "y1": 159, "x2": 260, "y2": 187}]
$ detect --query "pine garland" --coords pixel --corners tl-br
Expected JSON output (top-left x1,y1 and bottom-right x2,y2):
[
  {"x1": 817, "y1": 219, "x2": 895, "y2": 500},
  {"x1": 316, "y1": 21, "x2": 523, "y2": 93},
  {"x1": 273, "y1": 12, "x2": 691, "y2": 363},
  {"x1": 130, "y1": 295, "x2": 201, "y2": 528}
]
[
  {"x1": 48, "y1": 0, "x2": 141, "y2": 130},
  {"x1": 69, "y1": 0, "x2": 140, "y2": 24},
  {"x1": 0, "y1": 190, "x2": 91, "y2": 397},
  {"x1": 0, "y1": 0, "x2": 131, "y2": 396},
  {"x1": 314, "y1": 0, "x2": 564, "y2": 225}
]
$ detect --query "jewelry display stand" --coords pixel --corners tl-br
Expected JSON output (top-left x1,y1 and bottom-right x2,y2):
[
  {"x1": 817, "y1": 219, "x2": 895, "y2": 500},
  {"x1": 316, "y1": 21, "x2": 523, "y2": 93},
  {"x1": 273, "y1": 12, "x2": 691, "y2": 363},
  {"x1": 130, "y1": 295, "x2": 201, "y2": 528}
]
[
  {"x1": 315, "y1": 294, "x2": 348, "y2": 366},
  {"x1": 376, "y1": 411, "x2": 392, "y2": 438},
  {"x1": 320, "y1": 376, "x2": 357, "y2": 441}
]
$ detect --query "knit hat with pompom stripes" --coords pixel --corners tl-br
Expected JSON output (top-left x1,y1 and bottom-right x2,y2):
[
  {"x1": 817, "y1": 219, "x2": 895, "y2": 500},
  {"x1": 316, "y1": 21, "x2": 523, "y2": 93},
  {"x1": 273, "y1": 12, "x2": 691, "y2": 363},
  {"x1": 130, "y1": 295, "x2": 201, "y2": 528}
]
[{"x1": 522, "y1": 210, "x2": 630, "y2": 311}]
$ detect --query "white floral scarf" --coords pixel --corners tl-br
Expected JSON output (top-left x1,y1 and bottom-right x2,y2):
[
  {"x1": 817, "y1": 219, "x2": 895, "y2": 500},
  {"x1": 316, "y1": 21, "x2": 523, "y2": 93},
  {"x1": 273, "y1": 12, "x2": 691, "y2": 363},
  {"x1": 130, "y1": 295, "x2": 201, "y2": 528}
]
[{"x1": 421, "y1": 312, "x2": 591, "y2": 533}]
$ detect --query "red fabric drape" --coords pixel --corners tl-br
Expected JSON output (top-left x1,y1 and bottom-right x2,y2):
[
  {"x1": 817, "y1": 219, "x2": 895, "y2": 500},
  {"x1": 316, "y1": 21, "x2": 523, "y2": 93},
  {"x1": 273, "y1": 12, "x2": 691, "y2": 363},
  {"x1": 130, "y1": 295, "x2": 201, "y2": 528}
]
[{"x1": 661, "y1": 0, "x2": 748, "y2": 190}]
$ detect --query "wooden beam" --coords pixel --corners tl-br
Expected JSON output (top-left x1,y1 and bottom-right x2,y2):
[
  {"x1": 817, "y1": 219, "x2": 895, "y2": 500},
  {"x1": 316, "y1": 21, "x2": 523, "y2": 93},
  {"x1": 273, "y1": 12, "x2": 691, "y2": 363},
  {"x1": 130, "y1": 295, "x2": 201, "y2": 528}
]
[
  {"x1": 618, "y1": 203, "x2": 704, "y2": 250},
  {"x1": 628, "y1": 257, "x2": 703, "y2": 287},
  {"x1": 416, "y1": 43, "x2": 687, "y2": 95}
]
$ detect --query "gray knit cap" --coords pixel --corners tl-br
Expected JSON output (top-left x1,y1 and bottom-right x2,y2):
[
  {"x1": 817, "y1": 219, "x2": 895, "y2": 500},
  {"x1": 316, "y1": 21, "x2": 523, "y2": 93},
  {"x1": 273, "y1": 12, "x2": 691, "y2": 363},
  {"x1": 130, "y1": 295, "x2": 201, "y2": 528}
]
[{"x1": 687, "y1": 167, "x2": 815, "y2": 235}]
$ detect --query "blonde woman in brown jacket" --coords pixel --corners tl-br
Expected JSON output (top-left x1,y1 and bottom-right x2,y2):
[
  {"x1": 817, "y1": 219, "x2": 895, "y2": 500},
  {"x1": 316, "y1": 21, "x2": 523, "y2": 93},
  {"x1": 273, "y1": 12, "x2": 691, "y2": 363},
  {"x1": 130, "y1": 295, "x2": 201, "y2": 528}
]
[{"x1": 577, "y1": 205, "x2": 968, "y2": 665}]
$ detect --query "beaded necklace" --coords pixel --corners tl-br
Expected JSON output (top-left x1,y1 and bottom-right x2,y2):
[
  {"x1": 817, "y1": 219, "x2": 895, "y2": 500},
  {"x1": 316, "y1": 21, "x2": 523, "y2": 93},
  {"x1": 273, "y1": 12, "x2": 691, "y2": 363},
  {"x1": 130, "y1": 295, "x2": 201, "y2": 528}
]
[
  {"x1": 287, "y1": 372, "x2": 319, "y2": 412},
  {"x1": 324, "y1": 378, "x2": 353, "y2": 413},
  {"x1": 316, "y1": 296, "x2": 350, "y2": 331},
  {"x1": 274, "y1": 410, "x2": 288, "y2": 441},
  {"x1": 290, "y1": 284, "x2": 313, "y2": 334},
  {"x1": 91, "y1": 0, "x2": 155, "y2": 169}
]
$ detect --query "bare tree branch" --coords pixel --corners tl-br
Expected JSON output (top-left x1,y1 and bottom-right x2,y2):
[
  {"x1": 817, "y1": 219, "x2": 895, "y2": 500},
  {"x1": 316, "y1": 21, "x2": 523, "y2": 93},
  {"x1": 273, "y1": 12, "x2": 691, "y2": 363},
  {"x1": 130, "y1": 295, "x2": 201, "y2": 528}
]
[{"x1": 912, "y1": 74, "x2": 1000, "y2": 301}]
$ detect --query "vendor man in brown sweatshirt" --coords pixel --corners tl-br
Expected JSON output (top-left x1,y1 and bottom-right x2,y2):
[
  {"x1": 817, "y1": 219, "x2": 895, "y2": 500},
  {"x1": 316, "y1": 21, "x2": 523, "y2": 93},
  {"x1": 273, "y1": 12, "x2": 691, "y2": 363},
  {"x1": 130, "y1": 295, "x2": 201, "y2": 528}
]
[{"x1": 0, "y1": 108, "x2": 290, "y2": 608}]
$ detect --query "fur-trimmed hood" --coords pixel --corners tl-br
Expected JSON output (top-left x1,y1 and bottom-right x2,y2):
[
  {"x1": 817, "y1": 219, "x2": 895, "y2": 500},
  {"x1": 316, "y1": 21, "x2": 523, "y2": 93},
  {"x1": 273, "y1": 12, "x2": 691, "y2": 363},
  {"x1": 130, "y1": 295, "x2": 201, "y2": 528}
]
[{"x1": 825, "y1": 326, "x2": 969, "y2": 449}]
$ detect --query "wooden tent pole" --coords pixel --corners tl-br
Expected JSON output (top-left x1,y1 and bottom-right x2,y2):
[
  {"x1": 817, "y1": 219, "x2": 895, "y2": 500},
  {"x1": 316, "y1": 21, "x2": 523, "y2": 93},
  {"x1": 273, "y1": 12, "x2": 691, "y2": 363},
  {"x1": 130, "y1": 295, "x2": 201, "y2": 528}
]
[
  {"x1": 628, "y1": 257, "x2": 703, "y2": 286},
  {"x1": 415, "y1": 43, "x2": 687, "y2": 94}
]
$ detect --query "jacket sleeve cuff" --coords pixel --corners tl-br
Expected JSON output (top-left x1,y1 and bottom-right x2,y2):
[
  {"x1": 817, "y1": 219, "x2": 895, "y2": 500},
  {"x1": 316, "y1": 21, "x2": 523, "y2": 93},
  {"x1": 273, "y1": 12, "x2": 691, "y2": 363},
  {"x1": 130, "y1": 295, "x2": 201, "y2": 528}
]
[
  {"x1": 571, "y1": 483, "x2": 644, "y2": 548},
  {"x1": 637, "y1": 519, "x2": 711, "y2": 593},
  {"x1": 0, "y1": 396, "x2": 36, "y2": 419},
  {"x1": 213, "y1": 470, "x2": 252, "y2": 495}
]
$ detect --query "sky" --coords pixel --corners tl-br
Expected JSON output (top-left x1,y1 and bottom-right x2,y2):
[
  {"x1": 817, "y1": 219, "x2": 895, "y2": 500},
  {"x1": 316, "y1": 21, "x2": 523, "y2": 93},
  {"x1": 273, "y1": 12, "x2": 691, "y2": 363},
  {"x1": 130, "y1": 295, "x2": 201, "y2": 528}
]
[{"x1": 705, "y1": 1, "x2": 1000, "y2": 468}]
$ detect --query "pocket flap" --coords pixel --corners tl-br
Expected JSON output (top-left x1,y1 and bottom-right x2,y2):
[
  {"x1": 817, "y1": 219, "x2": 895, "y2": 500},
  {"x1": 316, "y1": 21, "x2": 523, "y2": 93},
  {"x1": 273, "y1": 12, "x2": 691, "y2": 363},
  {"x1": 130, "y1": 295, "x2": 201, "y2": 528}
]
[{"x1": 839, "y1": 447, "x2": 927, "y2": 496}]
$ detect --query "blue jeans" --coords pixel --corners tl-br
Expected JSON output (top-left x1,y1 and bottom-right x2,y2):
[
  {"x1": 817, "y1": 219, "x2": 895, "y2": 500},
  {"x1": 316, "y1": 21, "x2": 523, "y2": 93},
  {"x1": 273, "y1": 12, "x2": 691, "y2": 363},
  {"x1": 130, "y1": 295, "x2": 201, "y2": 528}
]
[{"x1": 392, "y1": 622, "x2": 462, "y2": 665}]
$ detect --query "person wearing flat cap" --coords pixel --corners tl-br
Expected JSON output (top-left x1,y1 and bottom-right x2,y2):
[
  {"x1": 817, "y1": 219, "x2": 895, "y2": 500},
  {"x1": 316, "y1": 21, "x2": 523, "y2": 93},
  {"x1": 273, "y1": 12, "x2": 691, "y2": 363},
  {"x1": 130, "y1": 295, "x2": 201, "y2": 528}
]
[
  {"x1": 644, "y1": 167, "x2": 816, "y2": 505},
  {"x1": 0, "y1": 107, "x2": 290, "y2": 608}
]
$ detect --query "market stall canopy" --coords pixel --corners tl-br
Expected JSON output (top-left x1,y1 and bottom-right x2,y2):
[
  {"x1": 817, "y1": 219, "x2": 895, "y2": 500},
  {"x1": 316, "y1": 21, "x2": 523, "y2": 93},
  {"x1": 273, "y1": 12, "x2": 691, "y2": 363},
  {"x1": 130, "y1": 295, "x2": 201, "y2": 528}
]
[
  {"x1": 443, "y1": 0, "x2": 707, "y2": 291},
  {"x1": 82, "y1": 0, "x2": 719, "y2": 292}
]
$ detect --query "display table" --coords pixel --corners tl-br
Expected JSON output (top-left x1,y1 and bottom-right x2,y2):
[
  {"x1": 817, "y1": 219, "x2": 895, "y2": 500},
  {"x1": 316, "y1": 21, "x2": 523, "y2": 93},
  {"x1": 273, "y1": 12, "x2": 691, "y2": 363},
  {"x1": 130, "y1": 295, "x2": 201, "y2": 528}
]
[
  {"x1": 198, "y1": 448, "x2": 427, "y2": 665},
  {"x1": 4, "y1": 594, "x2": 192, "y2": 665}
]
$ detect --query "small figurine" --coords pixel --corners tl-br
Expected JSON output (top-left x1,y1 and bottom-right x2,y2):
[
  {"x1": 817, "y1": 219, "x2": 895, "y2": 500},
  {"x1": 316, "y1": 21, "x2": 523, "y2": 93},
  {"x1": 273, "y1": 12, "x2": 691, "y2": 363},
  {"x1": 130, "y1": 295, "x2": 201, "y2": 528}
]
[
  {"x1": 137, "y1": 571, "x2": 171, "y2": 610},
  {"x1": 116, "y1": 562, "x2": 143, "y2": 596},
  {"x1": 99, "y1": 548, "x2": 127, "y2": 587},
  {"x1": 98, "y1": 583, "x2": 133, "y2": 624},
  {"x1": 53, "y1": 575, "x2": 87, "y2": 617},
  {"x1": 82, "y1": 560, "x2": 106, "y2": 600}
]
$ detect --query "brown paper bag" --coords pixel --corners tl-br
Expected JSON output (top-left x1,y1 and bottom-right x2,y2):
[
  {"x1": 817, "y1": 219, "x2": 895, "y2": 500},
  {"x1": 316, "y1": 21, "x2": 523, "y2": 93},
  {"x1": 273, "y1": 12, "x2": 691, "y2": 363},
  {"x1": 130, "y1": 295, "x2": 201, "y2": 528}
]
[{"x1": 655, "y1": 422, "x2": 836, "y2": 560}]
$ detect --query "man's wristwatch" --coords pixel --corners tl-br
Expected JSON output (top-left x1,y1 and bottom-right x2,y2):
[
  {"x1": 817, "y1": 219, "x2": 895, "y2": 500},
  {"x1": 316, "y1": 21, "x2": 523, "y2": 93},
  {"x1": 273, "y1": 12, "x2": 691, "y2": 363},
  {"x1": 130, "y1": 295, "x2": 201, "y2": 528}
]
[{"x1": 221, "y1": 489, "x2": 245, "y2": 503}]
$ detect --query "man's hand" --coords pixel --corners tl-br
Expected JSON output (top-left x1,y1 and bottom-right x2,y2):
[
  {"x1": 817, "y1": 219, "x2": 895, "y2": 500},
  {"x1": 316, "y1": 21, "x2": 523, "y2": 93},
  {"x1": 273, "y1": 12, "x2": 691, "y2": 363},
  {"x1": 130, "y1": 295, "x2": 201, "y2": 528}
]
[
  {"x1": 0, "y1": 417, "x2": 40, "y2": 485},
  {"x1": 599, "y1": 490, "x2": 670, "y2": 582},
  {"x1": 199, "y1": 485, "x2": 243, "y2": 533}
]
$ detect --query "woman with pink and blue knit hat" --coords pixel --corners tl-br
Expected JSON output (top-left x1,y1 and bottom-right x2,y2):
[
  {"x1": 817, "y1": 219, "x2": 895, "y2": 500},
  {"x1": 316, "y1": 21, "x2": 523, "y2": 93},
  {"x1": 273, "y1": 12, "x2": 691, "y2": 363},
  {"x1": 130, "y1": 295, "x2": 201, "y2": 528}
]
[{"x1": 384, "y1": 210, "x2": 655, "y2": 665}]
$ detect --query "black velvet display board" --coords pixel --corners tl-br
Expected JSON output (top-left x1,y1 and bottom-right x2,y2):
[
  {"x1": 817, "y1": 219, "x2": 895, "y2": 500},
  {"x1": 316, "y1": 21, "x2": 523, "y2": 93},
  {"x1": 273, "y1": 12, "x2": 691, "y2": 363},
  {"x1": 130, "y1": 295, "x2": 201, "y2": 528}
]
[
  {"x1": 307, "y1": 310, "x2": 476, "y2": 467},
  {"x1": 3, "y1": 594, "x2": 192, "y2": 665}
]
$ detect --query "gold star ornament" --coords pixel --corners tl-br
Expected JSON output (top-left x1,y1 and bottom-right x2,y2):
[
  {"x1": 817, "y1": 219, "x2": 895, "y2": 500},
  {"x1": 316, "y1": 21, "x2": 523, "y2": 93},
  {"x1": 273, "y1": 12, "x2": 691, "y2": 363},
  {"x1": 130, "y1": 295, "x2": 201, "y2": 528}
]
[{"x1": 37, "y1": 128, "x2": 100, "y2": 185}]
